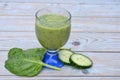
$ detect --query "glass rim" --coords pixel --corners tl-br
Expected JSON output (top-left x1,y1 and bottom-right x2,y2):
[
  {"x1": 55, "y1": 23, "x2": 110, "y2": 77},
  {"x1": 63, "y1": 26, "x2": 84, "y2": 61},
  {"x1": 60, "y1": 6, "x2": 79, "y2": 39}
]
[{"x1": 35, "y1": 6, "x2": 71, "y2": 23}]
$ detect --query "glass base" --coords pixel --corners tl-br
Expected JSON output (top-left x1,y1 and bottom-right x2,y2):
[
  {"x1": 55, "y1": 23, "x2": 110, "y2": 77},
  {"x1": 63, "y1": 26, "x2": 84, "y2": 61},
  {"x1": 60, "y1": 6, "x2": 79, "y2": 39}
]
[{"x1": 43, "y1": 51, "x2": 64, "y2": 68}]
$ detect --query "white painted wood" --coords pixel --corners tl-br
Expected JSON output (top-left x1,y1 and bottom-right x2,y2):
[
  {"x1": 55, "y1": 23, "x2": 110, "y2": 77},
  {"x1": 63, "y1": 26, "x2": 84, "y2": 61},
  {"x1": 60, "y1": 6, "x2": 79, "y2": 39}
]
[
  {"x1": 0, "y1": 77, "x2": 120, "y2": 80},
  {"x1": 0, "y1": 0, "x2": 120, "y2": 79},
  {"x1": 0, "y1": 16, "x2": 120, "y2": 32},
  {"x1": 0, "y1": 3, "x2": 120, "y2": 17},
  {"x1": 0, "y1": 32, "x2": 120, "y2": 52},
  {"x1": 0, "y1": 0, "x2": 120, "y2": 5},
  {"x1": 1, "y1": 51, "x2": 120, "y2": 77}
]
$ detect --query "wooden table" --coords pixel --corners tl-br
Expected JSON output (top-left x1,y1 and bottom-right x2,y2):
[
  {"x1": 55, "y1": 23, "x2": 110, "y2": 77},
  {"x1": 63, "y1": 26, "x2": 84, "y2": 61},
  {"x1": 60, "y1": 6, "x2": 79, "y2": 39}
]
[{"x1": 0, "y1": 0, "x2": 120, "y2": 79}]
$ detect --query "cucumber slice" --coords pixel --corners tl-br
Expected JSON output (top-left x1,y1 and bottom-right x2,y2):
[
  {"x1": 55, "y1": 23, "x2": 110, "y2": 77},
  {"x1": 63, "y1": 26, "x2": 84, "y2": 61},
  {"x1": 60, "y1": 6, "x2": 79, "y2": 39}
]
[
  {"x1": 58, "y1": 49, "x2": 93, "y2": 69},
  {"x1": 58, "y1": 50, "x2": 73, "y2": 64},
  {"x1": 70, "y1": 54, "x2": 93, "y2": 69}
]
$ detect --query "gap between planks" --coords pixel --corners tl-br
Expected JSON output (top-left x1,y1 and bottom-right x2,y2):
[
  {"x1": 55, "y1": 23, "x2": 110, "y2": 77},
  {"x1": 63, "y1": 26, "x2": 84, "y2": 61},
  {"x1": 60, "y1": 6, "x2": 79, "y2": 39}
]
[
  {"x1": 0, "y1": 76, "x2": 120, "y2": 80},
  {"x1": 0, "y1": 3, "x2": 120, "y2": 17},
  {"x1": 0, "y1": 51, "x2": 120, "y2": 77},
  {"x1": 1, "y1": 32, "x2": 120, "y2": 52}
]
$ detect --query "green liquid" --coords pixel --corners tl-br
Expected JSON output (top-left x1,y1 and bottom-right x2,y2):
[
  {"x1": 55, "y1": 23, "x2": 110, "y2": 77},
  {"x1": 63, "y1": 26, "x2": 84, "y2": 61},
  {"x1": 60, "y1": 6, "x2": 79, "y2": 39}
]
[{"x1": 35, "y1": 14, "x2": 71, "y2": 50}]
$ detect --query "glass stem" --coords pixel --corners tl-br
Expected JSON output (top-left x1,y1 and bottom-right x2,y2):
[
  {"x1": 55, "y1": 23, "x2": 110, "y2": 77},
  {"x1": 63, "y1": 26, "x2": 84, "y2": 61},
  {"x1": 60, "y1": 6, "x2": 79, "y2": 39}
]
[{"x1": 42, "y1": 62, "x2": 61, "y2": 70}]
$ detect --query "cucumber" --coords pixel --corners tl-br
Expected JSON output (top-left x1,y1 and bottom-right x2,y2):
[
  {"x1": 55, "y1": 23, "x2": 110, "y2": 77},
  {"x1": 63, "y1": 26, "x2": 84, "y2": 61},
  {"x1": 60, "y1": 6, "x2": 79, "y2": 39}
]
[
  {"x1": 70, "y1": 54, "x2": 93, "y2": 69},
  {"x1": 58, "y1": 49, "x2": 93, "y2": 69},
  {"x1": 58, "y1": 50, "x2": 73, "y2": 64}
]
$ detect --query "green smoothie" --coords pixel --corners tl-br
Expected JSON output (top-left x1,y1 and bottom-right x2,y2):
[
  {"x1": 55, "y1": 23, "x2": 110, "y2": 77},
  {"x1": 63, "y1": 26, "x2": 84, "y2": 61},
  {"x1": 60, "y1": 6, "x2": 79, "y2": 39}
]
[{"x1": 35, "y1": 14, "x2": 71, "y2": 50}]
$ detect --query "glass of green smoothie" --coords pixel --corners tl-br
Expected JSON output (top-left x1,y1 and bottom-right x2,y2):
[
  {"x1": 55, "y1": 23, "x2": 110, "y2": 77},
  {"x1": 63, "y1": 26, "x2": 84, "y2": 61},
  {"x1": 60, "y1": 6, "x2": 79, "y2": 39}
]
[{"x1": 35, "y1": 7, "x2": 71, "y2": 68}]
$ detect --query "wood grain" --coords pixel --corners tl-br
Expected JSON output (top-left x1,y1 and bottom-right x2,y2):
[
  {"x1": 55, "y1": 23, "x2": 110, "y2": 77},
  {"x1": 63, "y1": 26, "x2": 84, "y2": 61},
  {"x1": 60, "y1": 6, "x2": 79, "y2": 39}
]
[
  {"x1": 0, "y1": 2, "x2": 119, "y2": 33},
  {"x1": 0, "y1": 16, "x2": 120, "y2": 32},
  {"x1": 0, "y1": 0, "x2": 120, "y2": 5},
  {"x1": 1, "y1": 51, "x2": 120, "y2": 77},
  {"x1": 0, "y1": 3, "x2": 120, "y2": 17},
  {"x1": 0, "y1": 0, "x2": 120, "y2": 79},
  {"x1": 0, "y1": 77, "x2": 120, "y2": 80},
  {"x1": 0, "y1": 32, "x2": 120, "y2": 52}
]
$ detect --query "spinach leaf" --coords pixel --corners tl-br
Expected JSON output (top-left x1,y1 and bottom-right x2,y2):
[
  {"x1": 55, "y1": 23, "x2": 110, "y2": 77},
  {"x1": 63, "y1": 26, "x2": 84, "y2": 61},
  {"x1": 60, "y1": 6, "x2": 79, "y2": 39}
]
[
  {"x1": 8, "y1": 48, "x2": 23, "y2": 58},
  {"x1": 5, "y1": 48, "x2": 60, "y2": 77}
]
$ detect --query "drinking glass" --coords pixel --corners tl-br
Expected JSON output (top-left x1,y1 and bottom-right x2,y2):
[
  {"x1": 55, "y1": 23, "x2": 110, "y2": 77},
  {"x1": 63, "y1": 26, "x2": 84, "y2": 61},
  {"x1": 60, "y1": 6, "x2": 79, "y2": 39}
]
[{"x1": 35, "y1": 7, "x2": 71, "y2": 68}]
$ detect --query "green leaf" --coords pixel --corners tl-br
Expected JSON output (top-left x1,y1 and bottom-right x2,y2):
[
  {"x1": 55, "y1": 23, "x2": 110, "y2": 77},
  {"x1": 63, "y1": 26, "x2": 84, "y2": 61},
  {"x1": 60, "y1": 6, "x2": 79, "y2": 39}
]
[
  {"x1": 8, "y1": 48, "x2": 23, "y2": 58},
  {"x1": 24, "y1": 48, "x2": 46, "y2": 60},
  {"x1": 5, "y1": 48, "x2": 60, "y2": 77},
  {"x1": 5, "y1": 48, "x2": 45, "y2": 76}
]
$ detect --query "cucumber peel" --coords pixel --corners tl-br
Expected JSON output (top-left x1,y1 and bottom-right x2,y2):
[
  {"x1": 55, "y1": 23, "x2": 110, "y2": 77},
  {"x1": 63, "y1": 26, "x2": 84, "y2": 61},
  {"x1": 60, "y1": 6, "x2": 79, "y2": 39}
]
[
  {"x1": 58, "y1": 50, "x2": 73, "y2": 64},
  {"x1": 70, "y1": 54, "x2": 93, "y2": 69},
  {"x1": 58, "y1": 49, "x2": 93, "y2": 69}
]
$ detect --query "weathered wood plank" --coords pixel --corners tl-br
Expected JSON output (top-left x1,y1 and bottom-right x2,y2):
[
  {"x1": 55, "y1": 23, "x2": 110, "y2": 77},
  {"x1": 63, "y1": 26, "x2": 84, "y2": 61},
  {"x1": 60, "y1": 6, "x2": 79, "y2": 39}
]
[
  {"x1": 0, "y1": 0, "x2": 120, "y2": 79},
  {"x1": 0, "y1": 51, "x2": 120, "y2": 76},
  {"x1": 0, "y1": 3, "x2": 120, "y2": 17},
  {"x1": 0, "y1": 32, "x2": 120, "y2": 52},
  {"x1": 0, "y1": 77, "x2": 120, "y2": 80},
  {"x1": 0, "y1": 0, "x2": 120, "y2": 5},
  {"x1": 0, "y1": 16, "x2": 120, "y2": 32}
]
